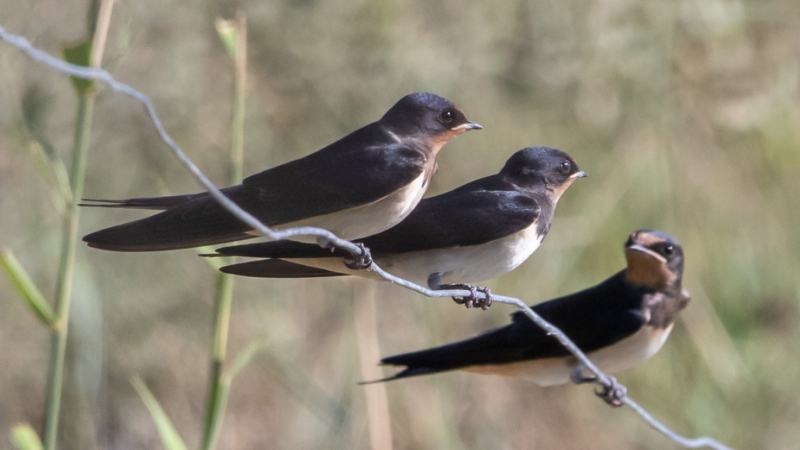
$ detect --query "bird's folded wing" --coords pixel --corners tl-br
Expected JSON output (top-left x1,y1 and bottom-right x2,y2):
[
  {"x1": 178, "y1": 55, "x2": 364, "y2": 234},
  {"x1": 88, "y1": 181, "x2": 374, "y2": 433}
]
[
  {"x1": 213, "y1": 178, "x2": 541, "y2": 259},
  {"x1": 241, "y1": 137, "x2": 428, "y2": 225},
  {"x1": 82, "y1": 136, "x2": 427, "y2": 251},
  {"x1": 359, "y1": 180, "x2": 541, "y2": 254},
  {"x1": 382, "y1": 289, "x2": 646, "y2": 381},
  {"x1": 509, "y1": 275, "x2": 647, "y2": 359}
]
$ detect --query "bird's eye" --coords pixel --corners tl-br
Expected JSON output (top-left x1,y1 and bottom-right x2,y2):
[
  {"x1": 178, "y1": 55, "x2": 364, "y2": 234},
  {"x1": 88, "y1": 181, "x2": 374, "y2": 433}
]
[
  {"x1": 559, "y1": 160, "x2": 571, "y2": 174},
  {"x1": 663, "y1": 245, "x2": 675, "y2": 256},
  {"x1": 440, "y1": 109, "x2": 455, "y2": 124}
]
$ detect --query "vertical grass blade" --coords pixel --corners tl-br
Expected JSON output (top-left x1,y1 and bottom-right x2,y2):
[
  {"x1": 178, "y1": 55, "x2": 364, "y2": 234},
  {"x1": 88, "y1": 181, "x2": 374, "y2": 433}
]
[
  {"x1": 130, "y1": 377, "x2": 188, "y2": 450},
  {"x1": 43, "y1": 88, "x2": 94, "y2": 450},
  {"x1": 0, "y1": 250, "x2": 57, "y2": 328},
  {"x1": 43, "y1": 2, "x2": 114, "y2": 446},
  {"x1": 200, "y1": 272, "x2": 234, "y2": 450},
  {"x1": 353, "y1": 281, "x2": 394, "y2": 450},
  {"x1": 201, "y1": 13, "x2": 247, "y2": 450}
]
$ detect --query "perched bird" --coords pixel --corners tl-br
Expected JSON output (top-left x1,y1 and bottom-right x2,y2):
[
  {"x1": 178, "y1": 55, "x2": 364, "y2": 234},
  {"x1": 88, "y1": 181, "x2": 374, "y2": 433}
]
[
  {"x1": 370, "y1": 230, "x2": 690, "y2": 404},
  {"x1": 82, "y1": 92, "x2": 481, "y2": 251},
  {"x1": 212, "y1": 147, "x2": 587, "y2": 309}
]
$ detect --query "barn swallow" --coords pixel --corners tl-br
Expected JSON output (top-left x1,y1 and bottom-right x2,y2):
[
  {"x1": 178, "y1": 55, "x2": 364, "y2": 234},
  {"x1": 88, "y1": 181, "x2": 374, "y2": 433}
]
[
  {"x1": 81, "y1": 92, "x2": 480, "y2": 251},
  {"x1": 369, "y1": 230, "x2": 690, "y2": 404},
  {"x1": 211, "y1": 147, "x2": 586, "y2": 309}
]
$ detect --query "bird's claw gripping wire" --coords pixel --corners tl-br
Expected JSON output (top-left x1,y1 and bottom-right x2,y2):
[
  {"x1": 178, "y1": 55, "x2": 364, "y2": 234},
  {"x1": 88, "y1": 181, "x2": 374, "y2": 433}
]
[
  {"x1": 444, "y1": 284, "x2": 493, "y2": 310},
  {"x1": 570, "y1": 367, "x2": 627, "y2": 408},
  {"x1": 594, "y1": 376, "x2": 627, "y2": 407},
  {"x1": 344, "y1": 243, "x2": 373, "y2": 270}
]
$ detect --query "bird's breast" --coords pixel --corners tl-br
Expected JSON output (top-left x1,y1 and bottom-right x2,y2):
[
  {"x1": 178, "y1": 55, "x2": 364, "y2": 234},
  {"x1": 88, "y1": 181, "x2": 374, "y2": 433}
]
[
  {"x1": 378, "y1": 222, "x2": 545, "y2": 285},
  {"x1": 278, "y1": 221, "x2": 545, "y2": 286},
  {"x1": 582, "y1": 323, "x2": 674, "y2": 376}
]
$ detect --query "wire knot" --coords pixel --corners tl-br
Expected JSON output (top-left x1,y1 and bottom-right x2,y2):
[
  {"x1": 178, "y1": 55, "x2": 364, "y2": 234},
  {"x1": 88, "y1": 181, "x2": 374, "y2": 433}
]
[
  {"x1": 595, "y1": 376, "x2": 627, "y2": 408},
  {"x1": 344, "y1": 243, "x2": 373, "y2": 270},
  {"x1": 447, "y1": 284, "x2": 493, "y2": 310}
]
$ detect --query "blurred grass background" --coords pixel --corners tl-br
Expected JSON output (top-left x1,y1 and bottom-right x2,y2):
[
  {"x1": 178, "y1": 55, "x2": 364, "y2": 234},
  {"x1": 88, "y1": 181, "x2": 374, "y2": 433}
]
[{"x1": 1, "y1": 0, "x2": 799, "y2": 448}]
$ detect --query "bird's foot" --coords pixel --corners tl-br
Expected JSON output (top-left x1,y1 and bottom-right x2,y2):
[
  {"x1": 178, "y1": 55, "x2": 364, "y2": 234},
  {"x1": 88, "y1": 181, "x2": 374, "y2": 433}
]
[
  {"x1": 344, "y1": 243, "x2": 373, "y2": 270},
  {"x1": 569, "y1": 368, "x2": 626, "y2": 407},
  {"x1": 594, "y1": 376, "x2": 627, "y2": 407},
  {"x1": 442, "y1": 284, "x2": 493, "y2": 310}
]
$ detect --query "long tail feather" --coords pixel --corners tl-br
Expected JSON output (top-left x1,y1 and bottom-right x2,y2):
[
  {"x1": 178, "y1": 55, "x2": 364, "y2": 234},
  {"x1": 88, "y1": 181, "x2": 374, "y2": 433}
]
[
  {"x1": 214, "y1": 240, "x2": 349, "y2": 259},
  {"x1": 368, "y1": 327, "x2": 514, "y2": 383},
  {"x1": 219, "y1": 258, "x2": 346, "y2": 278},
  {"x1": 80, "y1": 193, "x2": 207, "y2": 210}
]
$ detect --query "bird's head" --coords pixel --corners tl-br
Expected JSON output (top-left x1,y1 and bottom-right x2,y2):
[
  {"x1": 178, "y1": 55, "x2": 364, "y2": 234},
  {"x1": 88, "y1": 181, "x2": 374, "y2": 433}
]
[
  {"x1": 380, "y1": 92, "x2": 481, "y2": 143},
  {"x1": 624, "y1": 230, "x2": 684, "y2": 292},
  {"x1": 500, "y1": 147, "x2": 587, "y2": 202}
]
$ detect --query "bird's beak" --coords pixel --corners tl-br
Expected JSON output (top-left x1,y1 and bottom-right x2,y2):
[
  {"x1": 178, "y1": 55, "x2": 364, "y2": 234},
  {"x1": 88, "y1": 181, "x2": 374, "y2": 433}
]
[
  {"x1": 571, "y1": 171, "x2": 588, "y2": 179},
  {"x1": 625, "y1": 244, "x2": 674, "y2": 289},
  {"x1": 626, "y1": 244, "x2": 666, "y2": 263},
  {"x1": 452, "y1": 122, "x2": 483, "y2": 131}
]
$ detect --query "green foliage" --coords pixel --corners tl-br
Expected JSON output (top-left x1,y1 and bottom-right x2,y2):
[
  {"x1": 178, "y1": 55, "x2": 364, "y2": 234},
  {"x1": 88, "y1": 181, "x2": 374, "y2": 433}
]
[
  {"x1": 27, "y1": 141, "x2": 72, "y2": 214},
  {"x1": 21, "y1": 87, "x2": 72, "y2": 213},
  {"x1": 61, "y1": 41, "x2": 94, "y2": 94},
  {"x1": 225, "y1": 340, "x2": 268, "y2": 381},
  {"x1": 131, "y1": 377, "x2": 187, "y2": 450},
  {"x1": 0, "y1": 250, "x2": 56, "y2": 329},
  {"x1": 214, "y1": 19, "x2": 239, "y2": 61},
  {"x1": 11, "y1": 424, "x2": 44, "y2": 450},
  {"x1": 201, "y1": 16, "x2": 248, "y2": 450}
]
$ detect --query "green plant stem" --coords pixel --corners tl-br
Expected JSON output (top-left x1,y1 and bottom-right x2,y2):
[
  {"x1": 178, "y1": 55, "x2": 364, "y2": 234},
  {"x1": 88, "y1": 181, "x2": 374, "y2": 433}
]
[
  {"x1": 201, "y1": 14, "x2": 246, "y2": 450},
  {"x1": 43, "y1": 92, "x2": 94, "y2": 450},
  {"x1": 230, "y1": 22, "x2": 246, "y2": 184},
  {"x1": 201, "y1": 270, "x2": 234, "y2": 450}
]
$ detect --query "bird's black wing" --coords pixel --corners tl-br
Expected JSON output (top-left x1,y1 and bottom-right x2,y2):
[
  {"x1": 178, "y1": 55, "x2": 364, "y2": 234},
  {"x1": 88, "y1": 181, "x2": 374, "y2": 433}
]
[
  {"x1": 213, "y1": 175, "x2": 540, "y2": 259},
  {"x1": 360, "y1": 177, "x2": 539, "y2": 253},
  {"x1": 507, "y1": 271, "x2": 647, "y2": 359},
  {"x1": 220, "y1": 259, "x2": 347, "y2": 278},
  {"x1": 80, "y1": 193, "x2": 209, "y2": 210},
  {"x1": 212, "y1": 239, "x2": 347, "y2": 258},
  {"x1": 82, "y1": 185, "x2": 257, "y2": 251},
  {"x1": 379, "y1": 272, "x2": 646, "y2": 380},
  {"x1": 240, "y1": 126, "x2": 429, "y2": 224},
  {"x1": 82, "y1": 124, "x2": 428, "y2": 251}
]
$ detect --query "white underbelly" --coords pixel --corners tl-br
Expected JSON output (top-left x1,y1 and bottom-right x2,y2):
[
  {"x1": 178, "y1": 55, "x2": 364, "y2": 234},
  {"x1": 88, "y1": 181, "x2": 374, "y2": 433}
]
[
  {"x1": 282, "y1": 222, "x2": 544, "y2": 285},
  {"x1": 251, "y1": 172, "x2": 428, "y2": 242},
  {"x1": 464, "y1": 324, "x2": 674, "y2": 386}
]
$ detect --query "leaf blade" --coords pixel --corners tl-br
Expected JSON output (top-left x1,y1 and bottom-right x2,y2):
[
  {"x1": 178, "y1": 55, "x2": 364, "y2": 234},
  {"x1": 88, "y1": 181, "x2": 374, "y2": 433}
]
[
  {"x1": 28, "y1": 141, "x2": 73, "y2": 213},
  {"x1": 130, "y1": 376, "x2": 187, "y2": 450},
  {"x1": 62, "y1": 41, "x2": 94, "y2": 94},
  {"x1": 224, "y1": 340, "x2": 268, "y2": 381},
  {"x1": 214, "y1": 18, "x2": 238, "y2": 60},
  {"x1": 11, "y1": 424, "x2": 44, "y2": 450},
  {"x1": 0, "y1": 250, "x2": 56, "y2": 328}
]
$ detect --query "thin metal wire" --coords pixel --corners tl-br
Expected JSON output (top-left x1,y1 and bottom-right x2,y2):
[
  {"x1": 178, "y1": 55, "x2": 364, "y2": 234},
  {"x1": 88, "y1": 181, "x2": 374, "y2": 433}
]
[{"x1": 0, "y1": 24, "x2": 733, "y2": 450}]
